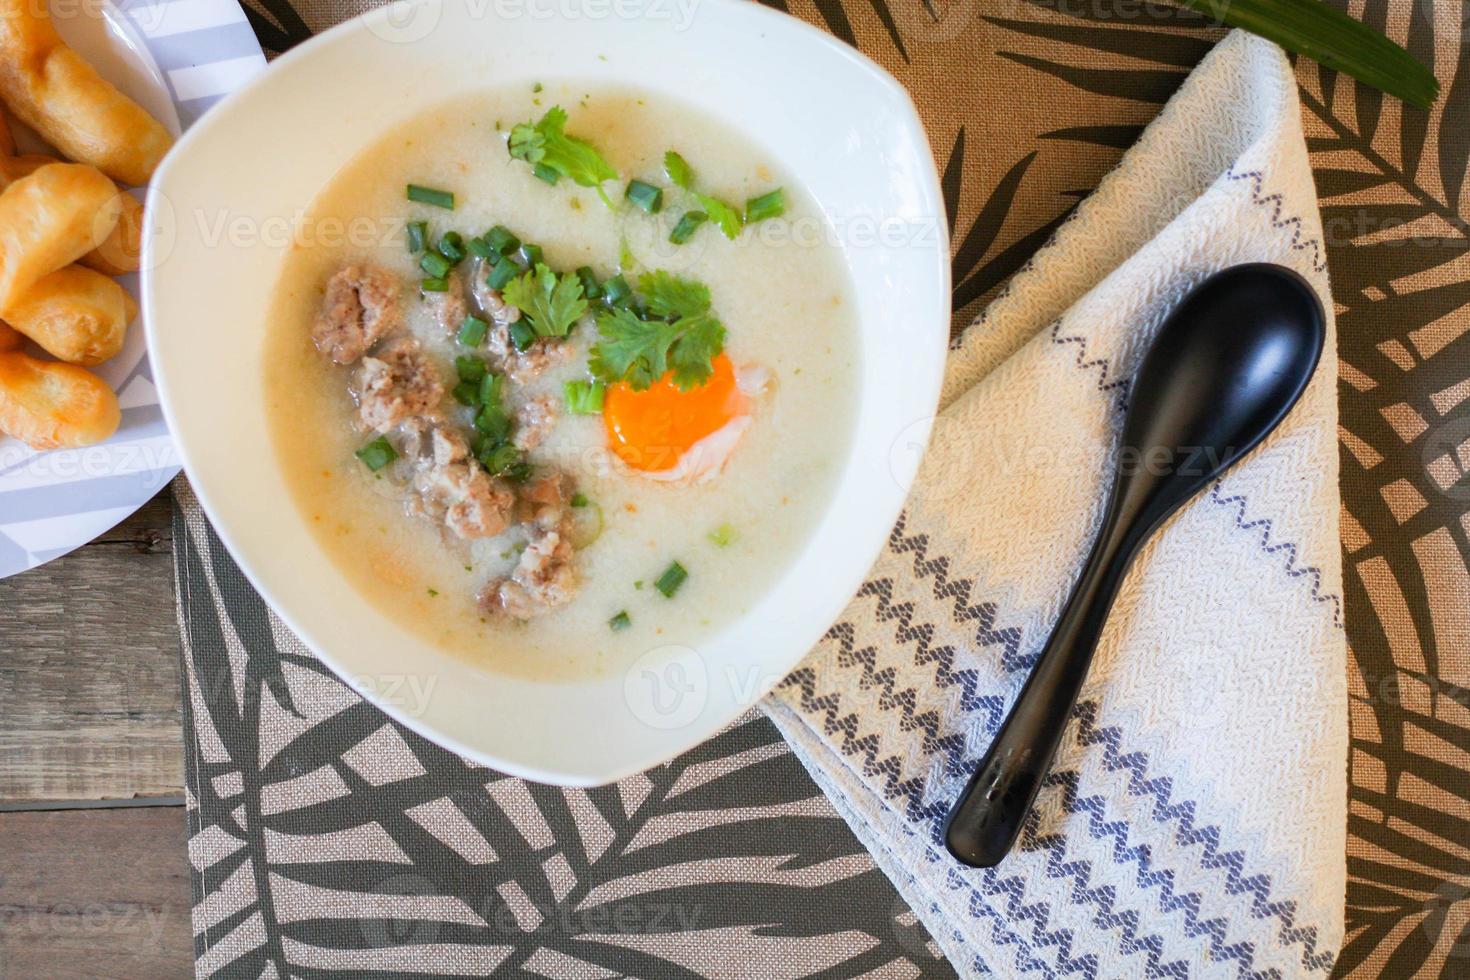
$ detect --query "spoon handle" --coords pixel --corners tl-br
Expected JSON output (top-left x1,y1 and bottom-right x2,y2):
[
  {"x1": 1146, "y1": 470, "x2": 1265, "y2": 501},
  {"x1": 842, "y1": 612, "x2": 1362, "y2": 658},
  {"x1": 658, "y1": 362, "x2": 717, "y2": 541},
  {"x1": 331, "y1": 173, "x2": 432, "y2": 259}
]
[{"x1": 943, "y1": 529, "x2": 1135, "y2": 867}]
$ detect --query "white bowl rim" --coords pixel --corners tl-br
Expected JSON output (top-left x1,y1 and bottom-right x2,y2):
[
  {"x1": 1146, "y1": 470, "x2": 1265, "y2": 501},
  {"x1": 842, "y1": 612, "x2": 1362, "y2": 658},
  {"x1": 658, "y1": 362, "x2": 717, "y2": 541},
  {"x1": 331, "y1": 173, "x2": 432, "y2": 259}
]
[{"x1": 144, "y1": 0, "x2": 951, "y2": 786}]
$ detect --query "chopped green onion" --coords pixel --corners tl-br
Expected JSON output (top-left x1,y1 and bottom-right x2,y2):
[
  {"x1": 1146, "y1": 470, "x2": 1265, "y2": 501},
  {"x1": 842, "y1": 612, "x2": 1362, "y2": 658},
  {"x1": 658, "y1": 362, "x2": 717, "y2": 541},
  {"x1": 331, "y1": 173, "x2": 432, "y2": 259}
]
[
  {"x1": 485, "y1": 225, "x2": 520, "y2": 254},
  {"x1": 654, "y1": 561, "x2": 688, "y2": 598},
  {"x1": 608, "y1": 610, "x2": 631, "y2": 631},
  {"x1": 625, "y1": 179, "x2": 663, "y2": 213},
  {"x1": 634, "y1": 580, "x2": 644, "y2": 590},
  {"x1": 466, "y1": 236, "x2": 495, "y2": 260},
  {"x1": 420, "y1": 250, "x2": 453, "y2": 279},
  {"x1": 532, "y1": 81, "x2": 543, "y2": 93},
  {"x1": 564, "y1": 379, "x2": 606, "y2": 415},
  {"x1": 744, "y1": 188, "x2": 785, "y2": 223},
  {"x1": 439, "y1": 231, "x2": 466, "y2": 262},
  {"x1": 421, "y1": 277, "x2": 449, "y2": 292},
  {"x1": 532, "y1": 163, "x2": 560, "y2": 185},
  {"x1": 455, "y1": 355, "x2": 487, "y2": 383},
  {"x1": 407, "y1": 184, "x2": 454, "y2": 209},
  {"x1": 601, "y1": 274, "x2": 631, "y2": 307},
  {"x1": 508, "y1": 320, "x2": 535, "y2": 352},
  {"x1": 485, "y1": 258, "x2": 518, "y2": 290},
  {"x1": 670, "y1": 210, "x2": 707, "y2": 244},
  {"x1": 479, "y1": 371, "x2": 503, "y2": 407},
  {"x1": 481, "y1": 441, "x2": 520, "y2": 475},
  {"x1": 355, "y1": 436, "x2": 397, "y2": 471},
  {"x1": 576, "y1": 266, "x2": 603, "y2": 299},
  {"x1": 452, "y1": 381, "x2": 480, "y2": 407},
  {"x1": 570, "y1": 492, "x2": 590, "y2": 508},
  {"x1": 475, "y1": 406, "x2": 511, "y2": 440},
  {"x1": 406, "y1": 220, "x2": 428, "y2": 253},
  {"x1": 708, "y1": 523, "x2": 738, "y2": 547},
  {"x1": 458, "y1": 315, "x2": 489, "y2": 347},
  {"x1": 517, "y1": 242, "x2": 544, "y2": 269},
  {"x1": 505, "y1": 460, "x2": 533, "y2": 483}
]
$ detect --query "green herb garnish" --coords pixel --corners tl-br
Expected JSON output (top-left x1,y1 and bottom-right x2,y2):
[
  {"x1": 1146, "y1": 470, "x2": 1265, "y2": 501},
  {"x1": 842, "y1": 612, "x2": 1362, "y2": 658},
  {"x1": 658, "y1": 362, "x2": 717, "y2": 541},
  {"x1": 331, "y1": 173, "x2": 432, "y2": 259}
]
[
  {"x1": 467, "y1": 236, "x2": 495, "y2": 260},
  {"x1": 601, "y1": 274, "x2": 631, "y2": 307},
  {"x1": 625, "y1": 179, "x2": 663, "y2": 214},
  {"x1": 663, "y1": 151, "x2": 742, "y2": 239},
  {"x1": 452, "y1": 381, "x2": 479, "y2": 407},
  {"x1": 508, "y1": 320, "x2": 536, "y2": 352},
  {"x1": 439, "y1": 231, "x2": 466, "y2": 262},
  {"x1": 407, "y1": 184, "x2": 454, "y2": 209},
  {"x1": 588, "y1": 271, "x2": 725, "y2": 391},
  {"x1": 571, "y1": 492, "x2": 590, "y2": 508},
  {"x1": 508, "y1": 106, "x2": 619, "y2": 207},
  {"x1": 458, "y1": 315, "x2": 489, "y2": 347},
  {"x1": 455, "y1": 355, "x2": 487, "y2": 383},
  {"x1": 708, "y1": 523, "x2": 738, "y2": 547},
  {"x1": 564, "y1": 379, "x2": 606, "y2": 415},
  {"x1": 663, "y1": 150, "x2": 695, "y2": 189},
  {"x1": 485, "y1": 225, "x2": 520, "y2": 254},
  {"x1": 654, "y1": 561, "x2": 688, "y2": 598},
  {"x1": 406, "y1": 220, "x2": 428, "y2": 253},
  {"x1": 355, "y1": 436, "x2": 397, "y2": 471},
  {"x1": 421, "y1": 277, "x2": 449, "y2": 293},
  {"x1": 576, "y1": 266, "x2": 603, "y2": 300},
  {"x1": 669, "y1": 210, "x2": 707, "y2": 245},
  {"x1": 608, "y1": 610, "x2": 632, "y2": 631},
  {"x1": 744, "y1": 188, "x2": 785, "y2": 224},
  {"x1": 502, "y1": 262, "x2": 588, "y2": 338},
  {"x1": 485, "y1": 258, "x2": 518, "y2": 291},
  {"x1": 419, "y1": 250, "x2": 453, "y2": 279}
]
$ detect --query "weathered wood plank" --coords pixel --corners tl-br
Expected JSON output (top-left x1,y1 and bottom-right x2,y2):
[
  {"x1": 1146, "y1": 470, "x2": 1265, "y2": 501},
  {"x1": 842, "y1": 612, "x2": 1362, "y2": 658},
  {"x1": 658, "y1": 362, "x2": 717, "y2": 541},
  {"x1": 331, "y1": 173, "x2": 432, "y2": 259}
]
[
  {"x1": 0, "y1": 805, "x2": 193, "y2": 979},
  {"x1": 0, "y1": 491, "x2": 183, "y2": 803}
]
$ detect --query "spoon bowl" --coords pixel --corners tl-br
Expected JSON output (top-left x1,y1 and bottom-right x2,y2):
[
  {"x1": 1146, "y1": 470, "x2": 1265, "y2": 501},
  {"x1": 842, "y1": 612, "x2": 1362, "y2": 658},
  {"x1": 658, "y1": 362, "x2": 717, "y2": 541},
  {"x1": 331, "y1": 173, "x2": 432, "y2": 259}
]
[{"x1": 943, "y1": 262, "x2": 1325, "y2": 868}]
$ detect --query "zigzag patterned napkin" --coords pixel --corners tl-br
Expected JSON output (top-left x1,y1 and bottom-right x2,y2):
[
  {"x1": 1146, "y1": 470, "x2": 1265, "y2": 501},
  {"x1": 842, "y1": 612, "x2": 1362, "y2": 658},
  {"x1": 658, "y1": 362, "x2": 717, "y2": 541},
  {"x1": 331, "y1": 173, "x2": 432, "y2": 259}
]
[{"x1": 764, "y1": 31, "x2": 1348, "y2": 979}]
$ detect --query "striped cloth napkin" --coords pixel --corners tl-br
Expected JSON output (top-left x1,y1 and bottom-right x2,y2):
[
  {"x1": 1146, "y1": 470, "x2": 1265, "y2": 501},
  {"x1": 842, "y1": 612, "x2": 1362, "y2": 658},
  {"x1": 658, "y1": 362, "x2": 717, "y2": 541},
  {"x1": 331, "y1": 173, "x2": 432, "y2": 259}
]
[{"x1": 764, "y1": 31, "x2": 1348, "y2": 979}]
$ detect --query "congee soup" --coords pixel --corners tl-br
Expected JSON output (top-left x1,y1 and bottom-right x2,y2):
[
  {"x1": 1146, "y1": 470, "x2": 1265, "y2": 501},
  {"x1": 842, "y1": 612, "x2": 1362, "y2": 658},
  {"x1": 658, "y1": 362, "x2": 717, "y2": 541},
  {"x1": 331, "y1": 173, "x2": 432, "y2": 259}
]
[{"x1": 264, "y1": 84, "x2": 860, "y2": 680}]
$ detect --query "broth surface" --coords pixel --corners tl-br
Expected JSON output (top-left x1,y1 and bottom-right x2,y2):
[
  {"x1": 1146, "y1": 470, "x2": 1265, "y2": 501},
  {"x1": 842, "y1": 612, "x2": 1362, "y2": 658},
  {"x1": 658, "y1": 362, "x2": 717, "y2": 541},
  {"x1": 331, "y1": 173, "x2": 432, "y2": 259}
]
[{"x1": 264, "y1": 84, "x2": 860, "y2": 681}]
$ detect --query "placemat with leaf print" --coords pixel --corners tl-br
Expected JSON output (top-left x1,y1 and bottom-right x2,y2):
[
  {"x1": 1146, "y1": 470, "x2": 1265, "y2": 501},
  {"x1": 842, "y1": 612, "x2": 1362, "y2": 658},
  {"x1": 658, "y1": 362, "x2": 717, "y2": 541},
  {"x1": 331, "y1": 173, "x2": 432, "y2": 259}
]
[{"x1": 177, "y1": 0, "x2": 1470, "y2": 975}]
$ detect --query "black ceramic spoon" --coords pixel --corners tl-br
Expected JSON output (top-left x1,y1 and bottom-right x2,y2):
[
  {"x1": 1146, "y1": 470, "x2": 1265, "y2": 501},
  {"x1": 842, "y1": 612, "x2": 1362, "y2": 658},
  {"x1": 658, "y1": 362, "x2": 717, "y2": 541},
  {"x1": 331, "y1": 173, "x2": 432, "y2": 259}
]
[{"x1": 943, "y1": 263, "x2": 1326, "y2": 868}]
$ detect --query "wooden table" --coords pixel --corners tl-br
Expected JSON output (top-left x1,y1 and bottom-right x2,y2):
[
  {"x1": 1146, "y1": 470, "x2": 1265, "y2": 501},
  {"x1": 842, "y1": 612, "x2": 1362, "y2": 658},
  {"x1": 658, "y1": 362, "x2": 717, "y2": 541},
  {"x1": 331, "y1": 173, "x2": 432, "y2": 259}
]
[{"x1": 0, "y1": 489, "x2": 194, "y2": 977}]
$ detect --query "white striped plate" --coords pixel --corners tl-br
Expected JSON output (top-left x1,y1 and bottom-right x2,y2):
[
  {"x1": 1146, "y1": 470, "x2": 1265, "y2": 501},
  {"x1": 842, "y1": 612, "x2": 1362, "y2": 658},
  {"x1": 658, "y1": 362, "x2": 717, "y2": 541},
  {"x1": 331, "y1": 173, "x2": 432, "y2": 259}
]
[{"x1": 0, "y1": 0, "x2": 264, "y2": 578}]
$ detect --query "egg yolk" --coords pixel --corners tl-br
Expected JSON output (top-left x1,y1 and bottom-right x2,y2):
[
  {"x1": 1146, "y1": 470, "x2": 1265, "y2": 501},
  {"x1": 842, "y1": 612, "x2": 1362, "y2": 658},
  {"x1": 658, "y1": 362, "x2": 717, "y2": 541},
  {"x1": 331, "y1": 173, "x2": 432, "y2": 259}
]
[{"x1": 603, "y1": 353, "x2": 746, "y2": 472}]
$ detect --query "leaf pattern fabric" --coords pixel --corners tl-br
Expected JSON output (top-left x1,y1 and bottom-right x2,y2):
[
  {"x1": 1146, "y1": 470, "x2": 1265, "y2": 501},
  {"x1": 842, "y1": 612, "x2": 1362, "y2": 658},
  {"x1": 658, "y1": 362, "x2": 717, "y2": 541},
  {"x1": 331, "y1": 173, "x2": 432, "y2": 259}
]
[{"x1": 173, "y1": 0, "x2": 1470, "y2": 975}]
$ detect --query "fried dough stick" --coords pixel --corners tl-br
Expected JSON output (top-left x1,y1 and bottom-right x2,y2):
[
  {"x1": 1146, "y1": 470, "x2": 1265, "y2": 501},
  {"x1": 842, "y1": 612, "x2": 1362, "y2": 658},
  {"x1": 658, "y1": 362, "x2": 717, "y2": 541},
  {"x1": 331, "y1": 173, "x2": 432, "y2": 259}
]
[
  {"x1": 0, "y1": 161, "x2": 120, "y2": 310},
  {"x1": 0, "y1": 348, "x2": 118, "y2": 448},
  {"x1": 4, "y1": 264, "x2": 134, "y2": 364},
  {"x1": 0, "y1": 0, "x2": 173, "y2": 185},
  {"x1": 0, "y1": 102, "x2": 13, "y2": 156},
  {"x1": 1, "y1": 154, "x2": 141, "y2": 274}
]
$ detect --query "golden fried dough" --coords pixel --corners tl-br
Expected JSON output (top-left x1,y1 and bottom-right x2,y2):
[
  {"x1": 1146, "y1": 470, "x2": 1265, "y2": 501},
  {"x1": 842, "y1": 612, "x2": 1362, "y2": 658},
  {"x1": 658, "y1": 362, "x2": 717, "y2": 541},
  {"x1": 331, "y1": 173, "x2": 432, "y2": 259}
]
[
  {"x1": 1, "y1": 154, "x2": 142, "y2": 274},
  {"x1": 4, "y1": 265, "x2": 134, "y2": 365},
  {"x1": 0, "y1": 320, "x2": 20, "y2": 351},
  {"x1": 0, "y1": 161, "x2": 121, "y2": 310},
  {"x1": 0, "y1": 0, "x2": 173, "y2": 186},
  {"x1": 0, "y1": 102, "x2": 13, "y2": 157},
  {"x1": 0, "y1": 349, "x2": 118, "y2": 448}
]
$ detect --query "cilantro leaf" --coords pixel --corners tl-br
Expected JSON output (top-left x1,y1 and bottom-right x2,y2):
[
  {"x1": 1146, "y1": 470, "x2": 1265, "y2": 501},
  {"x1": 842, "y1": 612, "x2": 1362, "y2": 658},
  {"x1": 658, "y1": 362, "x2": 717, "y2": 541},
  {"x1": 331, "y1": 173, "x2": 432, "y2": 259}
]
[
  {"x1": 668, "y1": 313, "x2": 727, "y2": 389},
  {"x1": 694, "y1": 193, "x2": 743, "y2": 239},
  {"x1": 589, "y1": 271, "x2": 726, "y2": 392},
  {"x1": 638, "y1": 270, "x2": 710, "y2": 320},
  {"x1": 502, "y1": 262, "x2": 588, "y2": 338},
  {"x1": 661, "y1": 149, "x2": 742, "y2": 240},
  {"x1": 590, "y1": 308, "x2": 678, "y2": 390},
  {"x1": 508, "y1": 107, "x2": 618, "y2": 207},
  {"x1": 663, "y1": 150, "x2": 695, "y2": 190}
]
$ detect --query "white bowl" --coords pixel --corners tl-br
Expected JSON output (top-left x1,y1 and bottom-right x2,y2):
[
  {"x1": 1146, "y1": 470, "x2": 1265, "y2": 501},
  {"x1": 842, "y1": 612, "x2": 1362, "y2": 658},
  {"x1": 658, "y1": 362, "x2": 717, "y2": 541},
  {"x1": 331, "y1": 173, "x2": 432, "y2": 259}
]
[{"x1": 143, "y1": 0, "x2": 949, "y2": 785}]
